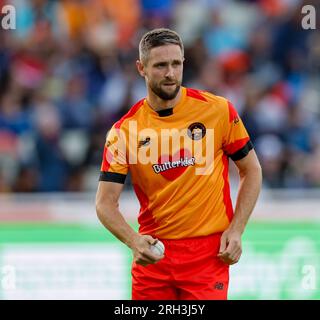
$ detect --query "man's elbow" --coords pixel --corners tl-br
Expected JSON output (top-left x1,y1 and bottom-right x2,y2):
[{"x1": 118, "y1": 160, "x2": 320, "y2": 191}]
[
  {"x1": 95, "y1": 201, "x2": 106, "y2": 222},
  {"x1": 95, "y1": 197, "x2": 118, "y2": 221},
  {"x1": 95, "y1": 201, "x2": 103, "y2": 217},
  {"x1": 95, "y1": 196, "x2": 110, "y2": 220}
]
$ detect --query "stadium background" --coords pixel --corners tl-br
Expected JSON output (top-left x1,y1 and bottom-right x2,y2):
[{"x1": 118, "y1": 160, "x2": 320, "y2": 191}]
[{"x1": 0, "y1": 0, "x2": 319, "y2": 299}]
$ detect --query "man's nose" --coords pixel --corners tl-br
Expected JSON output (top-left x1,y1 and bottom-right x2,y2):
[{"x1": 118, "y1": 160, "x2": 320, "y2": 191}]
[{"x1": 165, "y1": 65, "x2": 175, "y2": 78}]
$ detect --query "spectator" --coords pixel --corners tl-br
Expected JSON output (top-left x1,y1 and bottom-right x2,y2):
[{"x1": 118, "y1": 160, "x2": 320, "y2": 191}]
[{"x1": 0, "y1": 0, "x2": 318, "y2": 192}]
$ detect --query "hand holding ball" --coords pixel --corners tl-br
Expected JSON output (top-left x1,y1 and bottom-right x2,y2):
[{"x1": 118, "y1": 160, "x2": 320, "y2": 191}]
[{"x1": 150, "y1": 240, "x2": 165, "y2": 257}]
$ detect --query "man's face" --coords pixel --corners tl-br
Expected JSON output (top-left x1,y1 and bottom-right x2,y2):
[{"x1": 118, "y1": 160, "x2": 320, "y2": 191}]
[{"x1": 139, "y1": 44, "x2": 184, "y2": 100}]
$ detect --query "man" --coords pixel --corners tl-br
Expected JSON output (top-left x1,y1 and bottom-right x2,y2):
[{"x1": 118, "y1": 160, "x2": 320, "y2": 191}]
[{"x1": 96, "y1": 28, "x2": 262, "y2": 300}]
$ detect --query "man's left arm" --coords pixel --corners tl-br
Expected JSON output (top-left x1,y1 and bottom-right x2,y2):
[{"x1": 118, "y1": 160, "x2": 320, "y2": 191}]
[{"x1": 218, "y1": 149, "x2": 262, "y2": 265}]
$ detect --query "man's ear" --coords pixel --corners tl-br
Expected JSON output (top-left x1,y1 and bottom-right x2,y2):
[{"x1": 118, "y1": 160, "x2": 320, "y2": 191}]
[{"x1": 136, "y1": 60, "x2": 146, "y2": 77}]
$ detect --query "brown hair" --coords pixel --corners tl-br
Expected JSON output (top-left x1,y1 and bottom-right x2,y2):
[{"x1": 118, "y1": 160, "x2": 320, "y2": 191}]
[{"x1": 139, "y1": 28, "x2": 184, "y2": 65}]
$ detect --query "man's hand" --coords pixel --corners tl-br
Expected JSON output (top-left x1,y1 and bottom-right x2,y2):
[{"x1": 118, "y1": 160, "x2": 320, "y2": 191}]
[
  {"x1": 131, "y1": 235, "x2": 164, "y2": 266},
  {"x1": 218, "y1": 228, "x2": 242, "y2": 265}
]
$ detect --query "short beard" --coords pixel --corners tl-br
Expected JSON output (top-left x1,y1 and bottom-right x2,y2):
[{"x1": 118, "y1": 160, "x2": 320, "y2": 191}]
[{"x1": 150, "y1": 82, "x2": 181, "y2": 101}]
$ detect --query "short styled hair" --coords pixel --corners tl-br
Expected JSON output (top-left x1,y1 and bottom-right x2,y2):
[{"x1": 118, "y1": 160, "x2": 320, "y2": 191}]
[{"x1": 139, "y1": 28, "x2": 184, "y2": 65}]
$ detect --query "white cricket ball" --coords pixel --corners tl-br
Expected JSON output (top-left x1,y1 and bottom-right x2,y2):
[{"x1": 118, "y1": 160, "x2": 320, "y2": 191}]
[{"x1": 150, "y1": 240, "x2": 165, "y2": 256}]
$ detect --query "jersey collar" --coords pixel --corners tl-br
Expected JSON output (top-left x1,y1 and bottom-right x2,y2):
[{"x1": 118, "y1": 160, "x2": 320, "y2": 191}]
[{"x1": 143, "y1": 87, "x2": 186, "y2": 117}]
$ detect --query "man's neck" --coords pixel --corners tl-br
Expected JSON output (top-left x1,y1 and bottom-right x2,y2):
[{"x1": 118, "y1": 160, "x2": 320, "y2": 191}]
[{"x1": 146, "y1": 87, "x2": 182, "y2": 112}]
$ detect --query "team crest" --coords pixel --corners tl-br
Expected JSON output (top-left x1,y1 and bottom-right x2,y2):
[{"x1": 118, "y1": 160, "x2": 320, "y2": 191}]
[{"x1": 187, "y1": 122, "x2": 206, "y2": 140}]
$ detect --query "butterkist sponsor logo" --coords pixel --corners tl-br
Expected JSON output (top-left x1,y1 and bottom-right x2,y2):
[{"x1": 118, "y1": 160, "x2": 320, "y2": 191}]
[{"x1": 152, "y1": 157, "x2": 196, "y2": 174}]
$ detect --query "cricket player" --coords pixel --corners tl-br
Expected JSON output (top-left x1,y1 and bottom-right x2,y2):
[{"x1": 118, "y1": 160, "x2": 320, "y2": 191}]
[{"x1": 96, "y1": 28, "x2": 262, "y2": 300}]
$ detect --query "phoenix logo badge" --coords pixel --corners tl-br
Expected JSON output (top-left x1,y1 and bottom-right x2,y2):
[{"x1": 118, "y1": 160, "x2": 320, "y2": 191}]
[{"x1": 187, "y1": 122, "x2": 206, "y2": 140}]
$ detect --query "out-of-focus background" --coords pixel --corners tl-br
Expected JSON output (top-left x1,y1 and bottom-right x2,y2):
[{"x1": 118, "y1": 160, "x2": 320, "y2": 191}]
[{"x1": 0, "y1": 0, "x2": 319, "y2": 299}]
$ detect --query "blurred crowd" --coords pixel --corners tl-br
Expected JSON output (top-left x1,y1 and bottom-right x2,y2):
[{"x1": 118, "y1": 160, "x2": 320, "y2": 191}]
[{"x1": 0, "y1": 0, "x2": 319, "y2": 192}]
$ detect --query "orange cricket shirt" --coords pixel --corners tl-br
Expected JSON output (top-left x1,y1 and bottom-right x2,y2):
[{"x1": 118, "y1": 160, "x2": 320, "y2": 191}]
[{"x1": 100, "y1": 87, "x2": 253, "y2": 239}]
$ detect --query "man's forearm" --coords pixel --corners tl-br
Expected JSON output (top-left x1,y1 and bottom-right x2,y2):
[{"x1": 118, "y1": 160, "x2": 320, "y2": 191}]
[
  {"x1": 96, "y1": 204, "x2": 139, "y2": 249},
  {"x1": 229, "y1": 166, "x2": 262, "y2": 234}
]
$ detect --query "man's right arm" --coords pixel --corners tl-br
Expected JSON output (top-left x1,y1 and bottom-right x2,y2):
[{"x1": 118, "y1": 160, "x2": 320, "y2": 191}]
[{"x1": 95, "y1": 181, "x2": 163, "y2": 266}]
